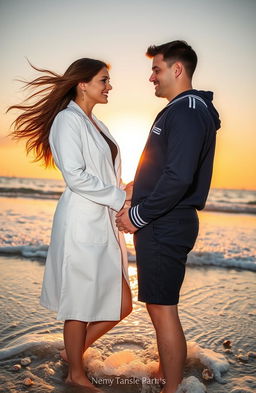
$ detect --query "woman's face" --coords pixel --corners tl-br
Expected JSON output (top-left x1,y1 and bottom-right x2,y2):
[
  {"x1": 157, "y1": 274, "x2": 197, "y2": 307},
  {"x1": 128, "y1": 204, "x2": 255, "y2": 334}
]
[{"x1": 84, "y1": 67, "x2": 112, "y2": 105}]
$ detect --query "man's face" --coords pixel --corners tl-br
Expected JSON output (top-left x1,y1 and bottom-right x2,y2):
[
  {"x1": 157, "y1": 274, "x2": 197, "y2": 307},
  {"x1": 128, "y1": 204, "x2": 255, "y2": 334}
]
[{"x1": 149, "y1": 54, "x2": 175, "y2": 99}]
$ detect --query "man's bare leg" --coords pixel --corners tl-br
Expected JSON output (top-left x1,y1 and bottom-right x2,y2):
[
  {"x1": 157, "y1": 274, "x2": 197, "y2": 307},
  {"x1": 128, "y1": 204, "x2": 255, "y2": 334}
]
[{"x1": 146, "y1": 304, "x2": 186, "y2": 393}]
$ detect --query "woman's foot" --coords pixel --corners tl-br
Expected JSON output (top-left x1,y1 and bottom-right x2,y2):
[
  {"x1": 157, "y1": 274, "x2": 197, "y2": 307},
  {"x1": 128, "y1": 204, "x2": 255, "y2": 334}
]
[{"x1": 65, "y1": 374, "x2": 99, "y2": 391}]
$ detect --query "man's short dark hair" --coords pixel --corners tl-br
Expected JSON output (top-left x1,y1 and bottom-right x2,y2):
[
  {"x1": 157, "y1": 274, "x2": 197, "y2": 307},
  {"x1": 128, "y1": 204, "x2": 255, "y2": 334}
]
[{"x1": 146, "y1": 40, "x2": 197, "y2": 78}]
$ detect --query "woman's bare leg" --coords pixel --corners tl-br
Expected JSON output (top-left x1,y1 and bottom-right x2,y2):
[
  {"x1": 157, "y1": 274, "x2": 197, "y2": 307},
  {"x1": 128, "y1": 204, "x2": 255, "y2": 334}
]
[
  {"x1": 85, "y1": 276, "x2": 132, "y2": 349},
  {"x1": 64, "y1": 320, "x2": 98, "y2": 390},
  {"x1": 60, "y1": 276, "x2": 132, "y2": 361}
]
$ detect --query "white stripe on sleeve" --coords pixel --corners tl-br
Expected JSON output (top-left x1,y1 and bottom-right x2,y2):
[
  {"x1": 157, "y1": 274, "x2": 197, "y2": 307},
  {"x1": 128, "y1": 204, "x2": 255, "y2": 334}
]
[{"x1": 129, "y1": 205, "x2": 148, "y2": 228}]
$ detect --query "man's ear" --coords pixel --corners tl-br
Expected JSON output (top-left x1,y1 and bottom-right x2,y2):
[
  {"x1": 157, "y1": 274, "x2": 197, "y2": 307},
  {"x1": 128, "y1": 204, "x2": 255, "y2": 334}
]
[{"x1": 174, "y1": 62, "x2": 183, "y2": 78}]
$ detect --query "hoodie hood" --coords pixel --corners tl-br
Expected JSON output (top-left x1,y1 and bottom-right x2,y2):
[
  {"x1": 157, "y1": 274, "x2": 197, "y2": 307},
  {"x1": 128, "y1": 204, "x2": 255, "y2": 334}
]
[
  {"x1": 172, "y1": 89, "x2": 221, "y2": 131},
  {"x1": 191, "y1": 89, "x2": 221, "y2": 131}
]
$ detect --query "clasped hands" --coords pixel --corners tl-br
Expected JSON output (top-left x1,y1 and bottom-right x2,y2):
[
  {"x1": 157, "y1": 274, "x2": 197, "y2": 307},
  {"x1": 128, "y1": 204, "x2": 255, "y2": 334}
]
[{"x1": 115, "y1": 181, "x2": 138, "y2": 234}]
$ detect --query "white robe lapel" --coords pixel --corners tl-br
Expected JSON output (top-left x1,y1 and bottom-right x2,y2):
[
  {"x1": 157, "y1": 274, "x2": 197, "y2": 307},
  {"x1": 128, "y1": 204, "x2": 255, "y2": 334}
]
[
  {"x1": 92, "y1": 115, "x2": 121, "y2": 179},
  {"x1": 67, "y1": 101, "x2": 117, "y2": 182}
]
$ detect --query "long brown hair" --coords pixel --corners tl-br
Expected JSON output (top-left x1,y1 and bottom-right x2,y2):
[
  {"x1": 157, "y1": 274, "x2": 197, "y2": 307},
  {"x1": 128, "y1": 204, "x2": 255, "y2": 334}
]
[{"x1": 8, "y1": 58, "x2": 108, "y2": 167}]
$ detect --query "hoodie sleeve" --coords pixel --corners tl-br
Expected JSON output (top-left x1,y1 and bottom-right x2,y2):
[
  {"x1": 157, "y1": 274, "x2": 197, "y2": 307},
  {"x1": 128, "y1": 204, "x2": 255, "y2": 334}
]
[
  {"x1": 129, "y1": 106, "x2": 206, "y2": 228},
  {"x1": 50, "y1": 110, "x2": 126, "y2": 212}
]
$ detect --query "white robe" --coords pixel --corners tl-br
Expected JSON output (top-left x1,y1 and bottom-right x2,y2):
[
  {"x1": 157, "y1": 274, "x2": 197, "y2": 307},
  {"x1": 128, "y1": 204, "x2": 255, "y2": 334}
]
[{"x1": 40, "y1": 100, "x2": 129, "y2": 322}]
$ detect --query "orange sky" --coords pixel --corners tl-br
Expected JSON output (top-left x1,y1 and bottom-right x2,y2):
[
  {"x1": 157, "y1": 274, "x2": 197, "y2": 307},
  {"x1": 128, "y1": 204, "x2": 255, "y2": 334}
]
[
  {"x1": 0, "y1": 0, "x2": 255, "y2": 190},
  {"x1": 1, "y1": 110, "x2": 255, "y2": 190}
]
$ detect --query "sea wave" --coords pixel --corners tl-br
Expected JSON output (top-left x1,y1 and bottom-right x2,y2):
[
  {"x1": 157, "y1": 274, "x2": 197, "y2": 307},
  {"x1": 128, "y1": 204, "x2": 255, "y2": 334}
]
[
  {"x1": 0, "y1": 245, "x2": 48, "y2": 259},
  {"x1": 204, "y1": 203, "x2": 256, "y2": 215},
  {"x1": 247, "y1": 200, "x2": 256, "y2": 205},
  {"x1": 0, "y1": 187, "x2": 61, "y2": 200},
  {"x1": 187, "y1": 252, "x2": 256, "y2": 272},
  {"x1": 1, "y1": 186, "x2": 256, "y2": 214},
  {"x1": 0, "y1": 245, "x2": 255, "y2": 272}
]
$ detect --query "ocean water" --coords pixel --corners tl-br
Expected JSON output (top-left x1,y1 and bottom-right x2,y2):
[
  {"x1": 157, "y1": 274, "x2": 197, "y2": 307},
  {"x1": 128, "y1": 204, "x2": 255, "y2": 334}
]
[
  {"x1": 1, "y1": 176, "x2": 256, "y2": 214},
  {"x1": 0, "y1": 176, "x2": 256, "y2": 393},
  {"x1": 0, "y1": 177, "x2": 256, "y2": 271}
]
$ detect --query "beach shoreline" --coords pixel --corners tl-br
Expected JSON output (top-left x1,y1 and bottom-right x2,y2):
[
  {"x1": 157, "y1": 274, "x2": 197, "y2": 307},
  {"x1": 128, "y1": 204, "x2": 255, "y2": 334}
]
[
  {"x1": 0, "y1": 256, "x2": 255, "y2": 393},
  {"x1": 0, "y1": 180, "x2": 255, "y2": 392}
]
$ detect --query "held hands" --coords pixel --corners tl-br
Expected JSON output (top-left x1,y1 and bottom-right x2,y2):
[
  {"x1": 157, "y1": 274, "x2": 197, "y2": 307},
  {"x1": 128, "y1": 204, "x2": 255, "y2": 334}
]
[
  {"x1": 116, "y1": 181, "x2": 137, "y2": 233},
  {"x1": 125, "y1": 181, "x2": 134, "y2": 203},
  {"x1": 123, "y1": 181, "x2": 133, "y2": 208},
  {"x1": 116, "y1": 208, "x2": 138, "y2": 234}
]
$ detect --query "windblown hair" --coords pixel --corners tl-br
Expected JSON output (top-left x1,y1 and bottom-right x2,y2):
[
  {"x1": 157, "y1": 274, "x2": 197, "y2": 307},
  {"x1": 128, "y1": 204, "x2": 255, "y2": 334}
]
[
  {"x1": 8, "y1": 58, "x2": 108, "y2": 167},
  {"x1": 146, "y1": 40, "x2": 197, "y2": 78}
]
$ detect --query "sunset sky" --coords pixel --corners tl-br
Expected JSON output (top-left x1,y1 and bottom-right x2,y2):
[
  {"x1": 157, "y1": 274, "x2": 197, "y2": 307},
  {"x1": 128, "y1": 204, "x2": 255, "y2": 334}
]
[{"x1": 0, "y1": 0, "x2": 255, "y2": 189}]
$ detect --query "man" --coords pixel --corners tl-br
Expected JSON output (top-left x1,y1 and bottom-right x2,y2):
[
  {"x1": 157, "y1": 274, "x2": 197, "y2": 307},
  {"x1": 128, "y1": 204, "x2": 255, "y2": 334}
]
[{"x1": 116, "y1": 40, "x2": 220, "y2": 393}]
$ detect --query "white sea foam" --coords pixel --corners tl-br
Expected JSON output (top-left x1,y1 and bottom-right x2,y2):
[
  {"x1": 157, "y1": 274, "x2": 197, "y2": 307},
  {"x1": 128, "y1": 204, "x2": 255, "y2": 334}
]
[
  {"x1": 176, "y1": 376, "x2": 206, "y2": 393},
  {"x1": 84, "y1": 347, "x2": 223, "y2": 392},
  {"x1": 0, "y1": 333, "x2": 63, "y2": 360},
  {"x1": 0, "y1": 245, "x2": 48, "y2": 259},
  {"x1": 0, "y1": 334, "x2": 229, "y2": 387},
  {"x1": 187, "y1": 251, "x2": 256, "y2": 272},
  {"x1": 187, "y1": 342, "x2": 229, "y2": 383},
  {"x1": 89, "y1": 342, "x2": 229, "y2": 383},
  {"x1": 83, "y1": 343, "x2": 227, "y2": 391},
  {"x1": 1, "y1": 244, "x2": 255, "y2": 272},
  {"x1": 204, "y1": 203, "x2": 256, "y2": 215}
]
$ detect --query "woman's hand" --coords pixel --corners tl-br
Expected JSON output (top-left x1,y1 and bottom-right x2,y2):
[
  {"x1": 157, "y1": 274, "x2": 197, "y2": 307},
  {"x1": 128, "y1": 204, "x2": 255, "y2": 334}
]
[{"x1": 125, "y1": 181, "x2": 134, "y2": 201}]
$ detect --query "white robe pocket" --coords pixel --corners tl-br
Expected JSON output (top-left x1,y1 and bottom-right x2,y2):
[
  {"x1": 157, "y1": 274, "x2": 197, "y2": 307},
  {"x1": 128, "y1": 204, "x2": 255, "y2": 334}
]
[{"x1": 75, "y1": 202, "x2": 108, "y2": 245}]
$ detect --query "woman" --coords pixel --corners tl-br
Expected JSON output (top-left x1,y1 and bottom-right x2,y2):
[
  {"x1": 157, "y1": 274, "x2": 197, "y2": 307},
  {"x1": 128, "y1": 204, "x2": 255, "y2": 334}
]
[{"x1": 8, "y1": 58, "x2": 133, "y2": 391}]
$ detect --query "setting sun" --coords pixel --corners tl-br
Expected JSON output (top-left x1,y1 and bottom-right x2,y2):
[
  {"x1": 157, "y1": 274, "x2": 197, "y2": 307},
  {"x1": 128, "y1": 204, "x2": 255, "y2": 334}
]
[{"x1": 109, "y1": 116, "x2": 150, "y2": 183}]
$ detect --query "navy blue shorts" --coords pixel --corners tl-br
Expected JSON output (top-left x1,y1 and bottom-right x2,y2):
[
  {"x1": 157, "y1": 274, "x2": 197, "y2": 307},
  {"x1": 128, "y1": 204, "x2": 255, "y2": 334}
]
[{"x1": 133, "y1": 208, "x2": 199, "y2": 305}]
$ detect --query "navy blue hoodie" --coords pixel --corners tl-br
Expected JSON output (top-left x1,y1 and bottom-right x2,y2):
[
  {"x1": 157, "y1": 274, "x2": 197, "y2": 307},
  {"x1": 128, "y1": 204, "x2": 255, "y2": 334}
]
[{"x1": 129, "y1": 89, "x2": 221, "y2": 229}]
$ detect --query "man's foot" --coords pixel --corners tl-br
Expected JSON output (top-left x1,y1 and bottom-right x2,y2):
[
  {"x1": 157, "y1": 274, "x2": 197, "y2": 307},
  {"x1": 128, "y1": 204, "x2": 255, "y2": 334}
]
[
  {"x1": 151, "y1": 364, "x2": 165, "y2": 381},
  {"x1": 60, "y1": 348, "x2": 68, "y2": 362},
  {"x1": 160, "y1": 382, "x2": 181, "y2": 393},
  {"x1": 160, "y1": 388, "x2": 178, "y2": 393}
]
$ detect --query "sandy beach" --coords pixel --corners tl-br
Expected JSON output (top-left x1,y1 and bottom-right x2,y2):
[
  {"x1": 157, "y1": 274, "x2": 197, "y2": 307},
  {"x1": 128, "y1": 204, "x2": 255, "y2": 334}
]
[
  {"x1": 0, "y1": 256, "x2": 255, "y2": 393},
  {"x1": 0, "y1": 180, "x2": 256, "y2": 392}
]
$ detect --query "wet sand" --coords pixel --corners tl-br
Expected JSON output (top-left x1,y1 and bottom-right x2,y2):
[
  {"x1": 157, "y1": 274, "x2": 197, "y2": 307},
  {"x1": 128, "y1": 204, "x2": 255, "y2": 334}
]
[{"x1": 0, "y1": 256, "x2": 255, "y2": 393}]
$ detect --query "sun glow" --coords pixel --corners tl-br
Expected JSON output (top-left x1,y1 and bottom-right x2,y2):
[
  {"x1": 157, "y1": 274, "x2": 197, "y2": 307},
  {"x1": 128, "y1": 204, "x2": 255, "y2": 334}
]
[{"x1": 109, "y1": 116, "x2": 150, "y2": 184}]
